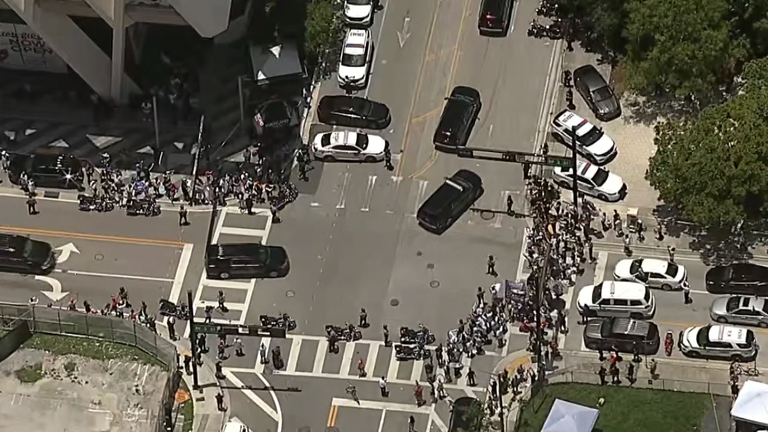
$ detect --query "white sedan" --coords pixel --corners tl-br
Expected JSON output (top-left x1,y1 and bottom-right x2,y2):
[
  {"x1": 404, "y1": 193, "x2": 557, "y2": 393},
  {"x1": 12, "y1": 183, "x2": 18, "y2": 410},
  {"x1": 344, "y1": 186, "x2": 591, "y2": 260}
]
[
  {"x1": 613, "y1": 258, "x2": 687, "y2": 291},
  {"x1": 338, "y1": 29, "x2": 373, "y2": 88},
  {"x1": 311, "y1": 130, "x2": 387, "y2": 162},
  {"x1": 553, "y1": 161, "x2": 627, "y2": 202}
]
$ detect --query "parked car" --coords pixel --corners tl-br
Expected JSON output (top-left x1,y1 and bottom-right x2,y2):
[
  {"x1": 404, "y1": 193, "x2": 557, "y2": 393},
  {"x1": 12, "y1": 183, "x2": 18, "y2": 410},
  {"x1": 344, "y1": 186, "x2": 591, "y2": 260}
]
[
  {"x1": 706, "y1": 263, "x2": 768, "y2": 295},
  {"x1": 338, "y1": 29, "x2": 374, "y2": 89},
  {"x1": 678, "y1": 324, "x2": 758, "y2": 361},
  {"x1": 433, "y1": 86, "x2": 482, "y2": 152},
  {"x1": 317, "y1": 95, "x2": 391, "y2": 130},
  {"x1": 311, "y1": 130, "x2": 387, "y2": 162},
  {"x1": 477, "y1": 0, "x2": 514, "y2": 36},
  {"x1": 552, "y1": 161, "x2": 627, "y2": 202},
  {"x1": 576, "y1": 281, "x2": 656, "y2": 319},
  {"x1": 583, "y1": 317, "x2": 660, "y2": 355},
  {"x1": 417, "y1": 169, "x2": 484, "y2": 234},
  {"x1": 343, "y1": 0, "x2": 374, "y2": 26},
  {"x1": 710, "y1": 296, "x2": 768, "y2": 328},
  {"x1": 551, "y1": 110, "x2": 617, "y2": 165},
  {"x1": 613, "y1": 258, "x2": 687, "y2": 291},
  {"x1": 573, "y1": 65, "x2": 621, "y2": 121},
  {"x1": 8, "y1": 150, "x2": 85, "y2": 189}
]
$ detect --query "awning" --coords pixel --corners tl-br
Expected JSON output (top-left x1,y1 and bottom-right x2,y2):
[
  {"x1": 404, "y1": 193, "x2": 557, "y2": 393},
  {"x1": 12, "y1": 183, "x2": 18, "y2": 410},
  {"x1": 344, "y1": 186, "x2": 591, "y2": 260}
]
[
  {"x1": 541, "y1": 399, "x2": 600, "y2": 432},
  {"x1": 732, "y1": 380, "x2": 768, "y2": 427}
]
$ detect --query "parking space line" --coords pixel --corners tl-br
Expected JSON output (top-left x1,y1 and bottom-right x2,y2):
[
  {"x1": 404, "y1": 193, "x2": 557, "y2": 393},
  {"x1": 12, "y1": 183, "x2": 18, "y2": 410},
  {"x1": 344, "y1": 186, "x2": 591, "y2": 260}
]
[
  {"x1": 255, "y1": 337, "x2": 272, "y2": 374},
  {"x1": 314, "y1": 340, "x2": 328, "y2": 373},
  {"x1": 0, "y1": 225, "x2": 184, "y2": 247},
  {"x1": 219, "y1": 227, "x2": 268, "y2": 238}
]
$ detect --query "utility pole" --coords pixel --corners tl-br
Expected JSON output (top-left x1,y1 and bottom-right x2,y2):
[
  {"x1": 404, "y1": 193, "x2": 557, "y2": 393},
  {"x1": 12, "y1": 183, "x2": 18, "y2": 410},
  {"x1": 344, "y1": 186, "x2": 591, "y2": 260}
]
[
  {"x1": 534, "y1": 240, "x2": 551, "y2": 386},
  {"x1": 496, "y1": 374, "x2": 506, "y2": 432},
  {"x1": 187, "y1": 289, "x2": 199, "y2": 390},
  {"x1": 568, "y1": 126, "x2": 579, "y2": 222}
]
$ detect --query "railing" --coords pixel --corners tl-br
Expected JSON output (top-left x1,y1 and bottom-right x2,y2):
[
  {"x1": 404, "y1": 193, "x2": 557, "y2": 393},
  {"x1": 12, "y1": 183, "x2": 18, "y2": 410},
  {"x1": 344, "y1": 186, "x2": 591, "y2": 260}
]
[
  {"x1": 0, "y1": 302, "x2": 179, "y2": 432},
  {"x1": 546, "y1": 369, "x2": 731, "y2": 396}
]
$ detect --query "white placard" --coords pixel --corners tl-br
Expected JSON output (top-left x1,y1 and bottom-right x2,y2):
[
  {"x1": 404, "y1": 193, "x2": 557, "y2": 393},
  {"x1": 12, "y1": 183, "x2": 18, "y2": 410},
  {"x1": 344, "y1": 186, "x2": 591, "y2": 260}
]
[{"x1": 0, "y1": 24, "x2": 68, "y2": 73}]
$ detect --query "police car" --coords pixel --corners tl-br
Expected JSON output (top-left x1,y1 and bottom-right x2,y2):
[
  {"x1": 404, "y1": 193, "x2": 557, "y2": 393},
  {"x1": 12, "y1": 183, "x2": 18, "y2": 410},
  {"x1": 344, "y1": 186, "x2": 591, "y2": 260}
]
[
  {"x1": 338, "y1": 29, "x2": 374, "y2": 89},
  {"x1": 551, "y1": 110, "x2": 617, "y2": 165},
  {"x1": 552, "y1": 161, "x2": 627, "y2": 202},
  {"x1": 679, "y1": 324, "x2": 758, "y2": 361},
  {"x1": 343, "y1": 0, "x2": 374, "y2": 26},
  {"x1": 311, "y1": 130, "x2": 388, "y2": 162}
]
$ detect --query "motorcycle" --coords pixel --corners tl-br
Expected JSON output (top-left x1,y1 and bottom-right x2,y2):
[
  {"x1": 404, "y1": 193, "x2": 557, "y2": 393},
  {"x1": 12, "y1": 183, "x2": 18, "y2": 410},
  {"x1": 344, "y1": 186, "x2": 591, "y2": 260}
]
[
  {"x1": 260, "y1": 313, "x2": 297, "y2": 331},
  {"x1": 399, "y1": 326, "x2": 436, "y2": 345},
  {"x1": 395, "y1": 344, "x2": 431, "y2": 361},
  {"x1": 126, "y1": 199, "x2": 161, "y2": 217},
  {"x1": 78, "y1": 194, "x2": 97, "y2": 211},
  {"x1": 664, "y1": 331, "x2": 674, "y2": 357},
  {"x1": 158, "y1": 299, "x2": 190, "y2": 320},
  {"x1": 325, "y1": 324, "x2": 363, "y2": 342}
]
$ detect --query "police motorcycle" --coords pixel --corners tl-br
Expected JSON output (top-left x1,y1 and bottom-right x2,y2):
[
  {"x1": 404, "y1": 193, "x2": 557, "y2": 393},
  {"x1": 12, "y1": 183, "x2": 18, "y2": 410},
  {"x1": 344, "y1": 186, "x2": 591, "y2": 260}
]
[
  {"x1": 325, "y1": 324, "x2": 363, "y2": 342},
  {"x1": 395, "y1": 344, "x2": 432, "y2": 361},
  {"x1": 399, "y1": 326, "x2": 436, "y2": 345},
  {"x1": 158, "y1": 299, "x2": 190, "y2": 320},
  {"x1": 126, "y1": 197, "x2": 161, "y2": 216},
  {"x1": 78, "y1": 193, "x2": 116, "y2": 212},
  {"x1": 260, "y1": 313, "x2": 297, "y2": 331}
]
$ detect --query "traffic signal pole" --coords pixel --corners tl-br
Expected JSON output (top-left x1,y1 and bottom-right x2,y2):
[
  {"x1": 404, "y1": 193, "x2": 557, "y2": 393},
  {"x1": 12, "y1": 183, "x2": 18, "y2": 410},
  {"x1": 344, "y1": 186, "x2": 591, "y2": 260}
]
[
  {"x1": 188, "y1": 289, "x2": 200, "y2": 390},
  {"x1": 569, "y1": 126, "x2": 579, "y2": 219}
]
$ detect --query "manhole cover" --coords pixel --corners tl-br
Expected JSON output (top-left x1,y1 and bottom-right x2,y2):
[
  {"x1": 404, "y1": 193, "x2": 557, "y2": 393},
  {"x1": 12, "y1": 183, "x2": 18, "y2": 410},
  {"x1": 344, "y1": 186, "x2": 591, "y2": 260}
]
[
  {"x1": 426, "y1": 263, "x2": 435, "y2": 270},
  {"x1": 479, "y1": 210, "x2": 495, "y2": 220},
  {"x1": 286, "y1": 290, "x2": 295, "y2": 298},
  {"x1": 94, "y1": 254, "x2": 104, "y2": 261},
  {"x1": 416, "y1": 251, "x2": 423, "y2": 257},
  {"x1": 430, "y1": 280, "x2": 440, "y2": 288},
  {"x1": 390, "y1": 298, "x2": 400, "y2": 307}
]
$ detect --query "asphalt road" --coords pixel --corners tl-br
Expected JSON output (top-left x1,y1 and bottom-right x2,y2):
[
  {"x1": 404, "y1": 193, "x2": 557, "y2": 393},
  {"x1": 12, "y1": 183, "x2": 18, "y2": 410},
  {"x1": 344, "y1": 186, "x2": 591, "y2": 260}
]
[{"x1": 562, "y1": 248, "x2": 768, "y2": 368}]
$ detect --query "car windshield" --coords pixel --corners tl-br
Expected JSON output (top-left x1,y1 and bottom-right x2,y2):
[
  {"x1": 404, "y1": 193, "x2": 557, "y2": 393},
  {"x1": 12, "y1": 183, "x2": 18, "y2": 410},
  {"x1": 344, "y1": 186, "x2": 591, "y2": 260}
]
[
  {"x1": 591, "y1": 167, "x2": 609, "y2": 186},
  {"x1": 355, "y1": 134, "x2": 369, "y2": 150},
  {"x1": 591, "y1": 284, "x2": 602, "y2": 304},
  {"x1": 726, "y1": 297, "x2": 742, "y2": 313},
  {"x1": 320, "y1": 134, "x2": 333, "y2": 147},
  {"x1": 577, "y1": 125, "x2": 604, "y2": 147},
  {"x1": 629, "y1": 259, "x2": 643, "y2": 274},
  {"x1": 696, "y1": 327, "x2": 711, "y2": 347},
  {"x1": 347, "y1": 0, "x2": 369, "y2": 4},
  {"x1": 342, "y1": 52, "x2": 366, "y2": 67},
  {"x1": 21, "y1": 239, "x2": 35, "y2": 259},
  {"x1": 593, "y1": 87, "x2": 613, "y2": 102},
  {"x1": 664, "y1": 263, "x2": 679, "y2": 278}
]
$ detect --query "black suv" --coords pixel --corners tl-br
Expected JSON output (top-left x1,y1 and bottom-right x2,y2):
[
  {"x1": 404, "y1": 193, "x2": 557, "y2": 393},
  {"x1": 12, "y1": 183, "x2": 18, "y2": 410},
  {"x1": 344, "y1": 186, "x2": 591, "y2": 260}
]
[
  {"x1": 433, "y1": 86, "x2": 482, "y2": 152},
  {"x1": 706, "y1": 263, "x2": 768, "y2": 295},
  {"x1": 583, "y1": 317, "x2": 660, "y2": 355},
  {"x1": 0, "y1": 234, "x2": 55, "y2": 274},
  {"x1": 8, "y1": 150, "x2": 85, "y2": 189},
  {"x1": 205, "y1": 243, "x2": 290, "y2": 280},
  {"x1": 477, "y1": 0, "x2": 513, "y2": 36},
  {"x1": 317, "y1": 95, "x2": 391, "y2": 130},
  {"x1": 573, "y1": 65, "x2": 621, "y2": 121},
  {"x1": 417, "y1": 169, "x2": 484, "y2": 234}
]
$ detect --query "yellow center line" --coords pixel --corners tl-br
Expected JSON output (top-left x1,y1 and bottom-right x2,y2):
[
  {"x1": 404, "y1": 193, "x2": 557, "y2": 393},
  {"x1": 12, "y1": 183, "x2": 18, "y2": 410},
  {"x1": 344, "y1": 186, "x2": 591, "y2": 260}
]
[
  {"x1": 327, "y1": 404, "x2": 339, "y2": 427},
  {"x1": 0, "y1": 226, "x2": 185, "y2": 247}
]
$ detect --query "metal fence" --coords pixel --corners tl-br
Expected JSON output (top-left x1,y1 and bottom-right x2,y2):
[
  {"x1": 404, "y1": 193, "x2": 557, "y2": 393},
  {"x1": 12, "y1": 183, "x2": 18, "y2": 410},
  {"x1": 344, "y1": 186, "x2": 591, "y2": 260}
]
[
  {"x1": 547, "y1": 369, "x2": 731, "y2": 396},
  {"x1": 0, "y1": 302, "x2": 179, "y2": 432}
]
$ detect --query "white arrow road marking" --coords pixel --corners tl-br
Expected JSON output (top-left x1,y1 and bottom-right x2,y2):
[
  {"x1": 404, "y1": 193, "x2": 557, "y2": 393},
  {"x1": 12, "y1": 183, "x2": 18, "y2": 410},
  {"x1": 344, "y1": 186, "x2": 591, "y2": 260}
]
[
  {"x1": 55, "y1": 242, "x2": 80, "y2": 264},
  {"x1": 223, "y1": 369, "x2": 280, "y2": 421},
  {"x1": 397, "y1": 15, "x2": 411, "y2": 48},
  {"x1": 35, "y1": 276, "x2": 69, "y2": 302}
]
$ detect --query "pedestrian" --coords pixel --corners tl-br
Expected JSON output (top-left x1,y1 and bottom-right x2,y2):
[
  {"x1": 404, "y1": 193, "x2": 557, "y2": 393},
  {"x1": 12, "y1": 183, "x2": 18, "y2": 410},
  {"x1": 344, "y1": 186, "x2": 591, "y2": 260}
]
[
  {"x1": 234, "y1": 337, "x2": 244, "y2": 356},
  {"x1": 384, "y1": 147, "x2": 393, "y2": 171},
  {"x1": 649, "y1": 359, "x2": 658, "y2": 379},
  {"x1": 667, "y1": 245, "x2": 676, "y2": 263},
  {"x1": 408, "y1": 415, "x2": 416, "y2": 432},
  {"x1": 506, "y1": 195, "x2": 514, "y2": 215},
  {"x1": 613, "y1": 209, "x2": 622, "y2": 234},
  {"x1": 632, "y1": 341, "x2": 641, "y2": 362},
  {"x1": 379, "y1": 376, "x2": 389, "y2": 397},
  {"x1": 467, "y1": 367, "x2": 477, "y2": 386},
  {"x1": 731, "y1": 381, "x2": 740, "y2": 399},
  {"x1": 204, "y1": 305, "x2": 213, "y2": 323},
  {"x1": 476, "y1": 287, "x2": 484, "y2": 304},
  {"x1": 682, "y1": 280, "x2": 692, "y2": 304},
  {"x1": 298, "y1": 159, "x2": 308, "y2": 182},
  {"x1": 601, "y1": 212, "x2": 608, "y2": 231},
  {"x1": 486, "y1": 255, "x2": 497, "y2": 277},
  {"x1": 359, "y1": 308, "x2": 368, "y2": 328},
  {"x1": 259, "y1": 342, "x2": 268, "y2": 365},
  {"x1": 587, "y1": 240, "x2": 595, "y2": 262},
  {"x1": 581, "y1": 304, "x2": 591, "y2": 325},
  {"x1": 383, "y1": 324, "x2": 391, "y2": 346},
  {"x1": 167, "y1": 316, "x2": 176, "y2": 340},
  {"x1": 655, "y1": 225, "x2": 665, "y2": 241},
  {"x1": 217, "y1": 340, "x2": 227, "y2": 361},
  {"x1": 597, "y1": 365, "x2": 607, "y2": 385},
  {"x1": 179, "y1": 205, "x2": 188, "y2": 226},
  {"x1": 437, "y1": 378, "x2": 446, "y2": 399},
  {"x1": 610, "y1": 364, "x2": 620, "y2": 385},
  {"x1": 414, "y1": 381, "x2": 424, "y2": 406},
  {"x1": 627, "y1": 362, "x2": 635, "y2": 383},
  {"x1": 623, "y1": 233, "x2": 632, "y2": 255},
  {"x1": 271, "y1": 206, "x2": 282, "y2": 223},
  {"x1": 26, "y1": 193, "x2": 37, "y2": 215},
  {"x1": 357, "y1": 357, "x2": 367, "y2": 377},
  {"x1": 183, "y1": 354, "x2": 192, "y2": 375},
  {"x1": 217, "y1": 290, "x2": 227, "y2": 311},
  {"x1": 215, "y1": 391, "x2": 226, "y2": 412},
  {"x1": 197, "y1": 334, "x2": 207, "y2": 353}
]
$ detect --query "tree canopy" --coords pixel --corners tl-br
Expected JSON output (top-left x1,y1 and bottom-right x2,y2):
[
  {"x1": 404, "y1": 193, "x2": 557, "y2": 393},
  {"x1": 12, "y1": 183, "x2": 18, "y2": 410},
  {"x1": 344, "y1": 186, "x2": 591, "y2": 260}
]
[
  {"x1": 646, "y1": 59, "x2": 768, "y2": 227},
  {"x1": 304, "y1": 0, "x2": 343, "y2": 78}
]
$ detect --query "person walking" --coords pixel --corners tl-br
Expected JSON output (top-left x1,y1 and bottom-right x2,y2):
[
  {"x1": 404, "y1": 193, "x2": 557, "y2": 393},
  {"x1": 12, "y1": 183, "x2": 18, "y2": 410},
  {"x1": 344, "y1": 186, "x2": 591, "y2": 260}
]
[
  {"x1": 610, "y1": 363, "x2": 620, "y2": 385},
  {"x1": 179, "y1": 205, "x2": 189, "y2": 226},
  {"x1": 357, "y1": 358, "x2": 367, "y2": 378},
  {"x1": 667, "y1": 245, "x2": 676, "y2": 263},
  {"x1": 384, "y1": 147, "x2": 393, "y2": 171},
  {"x1": 506, "y1": 195, "x2": 514, "y2": 215},
  {"x1": 215, "y1": 391, "x2": 226, "y2": 411},
  {"x1": 598, "y1": 366, "x2": 607, "y2": 385},
  {"x1": 217, "y1": 290, "x2": 227, "y2": 311},
  {"x1": 682, "y1": 280, "x2": 692, "y2": 304},
  {"x1": 414, "y1": 381, "x2": 424, "y2": 406},
  {"x1": 649, "y1": 359, "x2": 658, "y2": 379},
  {"x1": 167, "y1": 316, "x2": 176, "y2": 341},
  {"x1": 408, "y1": 415, "x2": 416, "y2": 432},
  {"x1": 467, "y1": 367, "x2": 477, "y2": 386},
  {"x1": 234, "y1": 337, "x2": 244, "y2": 357},
  {"x1": 383, "y1": 324, "x2": 391, "y2": 346},
  {"x1": 626, "y1": 362, "x2": 635, "y2": 383},
  {"x1": 26, "y1": 193, "x2": 37, "y2": 215},
  {"x1": 632, "y1": 341, "x2": 641, "y2": 362},
  {"x1": 378, "y1": 377, "x2": 389, "y2": 397},
  {"x1": 587, "y1": 239, "x2": 595, "y2": 262},
  {"x1": 259, "y1": 342, "x2": 268, "y2": 365},
  {"x1": 486, "y1": 255, "x2": 497, "y2": 277}
]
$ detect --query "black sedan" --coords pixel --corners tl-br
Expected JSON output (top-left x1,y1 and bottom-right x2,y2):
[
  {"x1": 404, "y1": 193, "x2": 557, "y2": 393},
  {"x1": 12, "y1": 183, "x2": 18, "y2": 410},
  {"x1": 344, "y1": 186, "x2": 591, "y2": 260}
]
[
  {"x1": 433, "y1": 86, "x2": 482, "y2": 152},
  {"x1": 8, "y1": 150, "x2": 85, "y2": 190},
  {"x1": 573, "y1": 65, "x2": 621, "y2": 122},
  {"x1": 316, "y1": 95, "x2": 391, "y2": 130},
  {"x1": 706, "y1": 263, "x2": 768, "y2": 295},
  {"x1": 583, "y1": 317, "x2": 660, "y2": 355}
]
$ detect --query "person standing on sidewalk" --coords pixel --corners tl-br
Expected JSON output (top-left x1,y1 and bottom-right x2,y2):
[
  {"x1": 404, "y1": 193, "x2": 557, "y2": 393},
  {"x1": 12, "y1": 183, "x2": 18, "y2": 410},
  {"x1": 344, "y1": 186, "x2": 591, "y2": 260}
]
[
  {"x1": 215, "y1": 391, "x2": 226, "y2": 411},
  {"x1": 598, "y1": 365, "x2": 607, "y2": 385},
  {"x1": 667, "y1": 245, "x2": 676, "y2": 263},
  {"x1": 179, "y1": 205, "x2": 189, "y2": 226},
  {"x1": 682, "y1": 280, "x2": 692, "y2": 304}
]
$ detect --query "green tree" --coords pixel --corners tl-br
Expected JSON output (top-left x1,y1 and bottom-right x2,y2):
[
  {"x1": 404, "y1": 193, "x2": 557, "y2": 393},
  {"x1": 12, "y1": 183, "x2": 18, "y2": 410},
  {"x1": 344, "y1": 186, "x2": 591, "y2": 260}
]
[
  {"x1": 466, "y1": 398, "x2": 492, "y2": 432},
  {"x1": 622, "y1": 0, "x2": 748, "y2": 101},
  {"x1": 304, "y1": 0, "x2": 343, "y2": 79},
  {"x1": 647, "y1": 59, "x2": 768, "y2": 227}
]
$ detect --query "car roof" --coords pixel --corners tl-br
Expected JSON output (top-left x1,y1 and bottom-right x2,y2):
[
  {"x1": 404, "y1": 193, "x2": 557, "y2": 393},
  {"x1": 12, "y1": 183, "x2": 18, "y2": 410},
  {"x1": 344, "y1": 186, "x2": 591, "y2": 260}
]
[
  {"x1": 574, "y1": 65, "x2": 608, "y2": 89},
  {"x1": 554, "y1": 110, "x2": 590, "y2": 130},
  {"x1": 344, "y1": 29, "x2": 369, "y2": 55},
  {"x1": 639, "y1": 258, "x2": 669, "y2": 274},
  {"x1": 329, "y1": 130, "x2": 356, "y2": 145},
  {"x1": 708, "y1": 325, "x2": 750, "y2": 344},
  {"x1": 450, "y1": 86, "x2": 481, "y2": 101},
  {"x1": 609, "y1": 317, "x2": 654, "y2": 338},
  {"x1": 480, "y1": 0, "x2": 507, "y2": 16},
  {"x1": 452, "y1": 169, "x2": 482, "y2": 188},
  {"x1": 222, "y1": 421, "x2": 247, "y2": 432},
  {"x1": 207, "y1": 243, "x2": 268, "y2": 258},
  {"x1": 599, "y1": 281, "x2": 646, "y2": 300},
  {"x1": 738, "y1": 296, "x2": 766, "y2": 310}
]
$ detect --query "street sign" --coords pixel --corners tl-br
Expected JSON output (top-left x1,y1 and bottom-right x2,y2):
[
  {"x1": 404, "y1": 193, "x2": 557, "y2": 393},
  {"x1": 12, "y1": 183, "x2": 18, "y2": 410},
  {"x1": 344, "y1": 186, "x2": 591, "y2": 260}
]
[
  {"x1": 195, "y1": 322, "x2": 221, "y2": 334},
  {"x1": 454, "y1": 147, "x2": 573, "y2": 168}
]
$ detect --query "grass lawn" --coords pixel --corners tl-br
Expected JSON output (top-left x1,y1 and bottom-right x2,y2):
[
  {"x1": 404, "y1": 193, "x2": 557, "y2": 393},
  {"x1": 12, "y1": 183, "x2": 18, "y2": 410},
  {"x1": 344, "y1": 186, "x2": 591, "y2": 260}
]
[
  {"x1": 515, "y1": 383, "x2": 712, "y2": 432},
  {"x1": 22, "y1": 334, "x2": 162, "y2": 366}
]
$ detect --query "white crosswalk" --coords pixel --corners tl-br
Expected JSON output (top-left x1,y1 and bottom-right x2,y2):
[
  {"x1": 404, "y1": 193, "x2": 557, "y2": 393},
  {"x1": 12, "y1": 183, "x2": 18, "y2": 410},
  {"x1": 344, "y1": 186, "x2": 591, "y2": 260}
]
[
  {"x1": 182, "y1": 208, "x2": 273, "y2": 339},
  {"x1": 225, "y1": 333, "x2": 489, "y2": 393}
]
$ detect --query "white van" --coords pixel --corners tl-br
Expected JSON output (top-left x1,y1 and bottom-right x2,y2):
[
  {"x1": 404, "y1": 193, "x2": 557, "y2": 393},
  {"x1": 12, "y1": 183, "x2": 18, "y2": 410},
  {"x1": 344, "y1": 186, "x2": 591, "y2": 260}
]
[{"x1": 576, "y1": 281, "x2": 656, "y2": 319}]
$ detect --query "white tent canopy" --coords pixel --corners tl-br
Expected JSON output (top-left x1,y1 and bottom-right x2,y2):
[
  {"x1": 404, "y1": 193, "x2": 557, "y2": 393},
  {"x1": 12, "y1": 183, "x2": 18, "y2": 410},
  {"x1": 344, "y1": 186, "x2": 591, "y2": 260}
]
[
  {"x1": 541, "y1": 399, "x2": 600, "y2": 432},
  {"x1": 732, "y1": 380, "x2": 768, "y2": 427}
]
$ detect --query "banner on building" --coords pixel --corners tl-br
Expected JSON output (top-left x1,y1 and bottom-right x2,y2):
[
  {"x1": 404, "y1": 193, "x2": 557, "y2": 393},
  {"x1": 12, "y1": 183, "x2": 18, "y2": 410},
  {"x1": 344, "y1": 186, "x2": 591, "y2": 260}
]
[{"x1": 0, "y1": 24, "x2": 68, "y2": 73}]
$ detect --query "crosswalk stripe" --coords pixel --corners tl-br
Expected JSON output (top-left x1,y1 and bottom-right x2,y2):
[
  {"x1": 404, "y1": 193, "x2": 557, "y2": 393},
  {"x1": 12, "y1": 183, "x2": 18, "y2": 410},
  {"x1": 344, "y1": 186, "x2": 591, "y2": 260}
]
[
  {"x1": 386, "y1": 349, "x2": 399, "y2": 381},
  {"x1": 340, "y1": 342, "x2": 356, "y2": 378},
  {"x1": 201, "y1": 279, "x2": 253, "y2": 290},
  {"x1": 255, "y1": 337, "x2": 271, "y2": 374},
  {"x1": 410, "y1": 360, "x2": 423, "y2": 382},
  {"x1": 196, "y1": 300, "x2": 246, "y2": 311},
  {"x1": 366, "y1": 344, "x2": 379, "y2": 377},
  {"x1": 219, "y1": 227, "x2": 268, "y2": 237},
  {"x1": 286, "y1": 338, "x2": 302, "y2": 372},
  {"x1": 314, "y1": 340, "x2": 328, "y2": 373}
]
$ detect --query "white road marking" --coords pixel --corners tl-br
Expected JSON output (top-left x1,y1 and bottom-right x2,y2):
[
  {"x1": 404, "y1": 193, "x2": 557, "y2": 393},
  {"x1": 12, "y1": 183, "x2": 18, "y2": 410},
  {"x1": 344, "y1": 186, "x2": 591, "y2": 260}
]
[
  {"x1": 409, "y1": 180, "x2": 429, "y2": 217},
  {"x1": 201, "y1": 279, "x2": 253, "y2": 290},
  {"x1": 255, "y1": 337, "x2": 272, "y2": 374},
  {"x1": 54, "y1": 269, "x2": 174, "y2": 283},
  {"x1": 366, "y1": 344, "x2": 379, "y2": 377},
  {"x1": 223, "y1": 369, "x2": 280, "y2": 421},
  {"x1": 377, "y1": 410, "x2": 387, "y2": 432},
  {"x1": 337, "y1": 172, "x2": 351, "y2": 209},
  {"x1": 332, "y1": 397, "x2": 435, "y2": 413},
  {"x1": 488, "y1": 124, "x2": 493, "y2": 138},
  {"x1": 386, "y1": 349, "x2": 399, "y2": 381},
  {"x1": 456, "y1": 355, "x2": 473, "y2": 386},
  {"x1": 194, "y1": 300, "x2": 247, "y2": 311},
  {"x1": 362, "y1": 175, "x2": 377, "y2": 212},
  {"x1": 515, "y1": 229, "x2": 530, "y2": 280},
  {"x1": 340, "y1": 342, "x2": 356, "y2": 377},
  {"x1": 219, "y1": 227, "x2": 268, "y2": 238},
  {"x1": 410, "y1": 360, "x2": 424, "y2": 382},
  {"x1": 212, "y1": 208, "x2": 227, "y2": 243},
  {"x1": 386, "y1": 176, "x2": 403, "y2": 214},
  {"x1": 168, "y1": 244, "x2": 194, "y2": 305},
  {"x1": 430, "y1": 412, "x2": 449, "y2": 432},
  {"x1": 286, "y1": 338, "x2": 302, "y2": 373},
  {"x1": 314, "y1": 340, "x2": 328, "y2": 373}
]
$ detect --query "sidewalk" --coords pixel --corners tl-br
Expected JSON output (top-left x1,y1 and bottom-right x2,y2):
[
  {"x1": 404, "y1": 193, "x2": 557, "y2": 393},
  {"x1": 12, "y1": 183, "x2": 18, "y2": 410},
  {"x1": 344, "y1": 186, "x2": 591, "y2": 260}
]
[{"x1": 155, "y1": 323, "x2": 231, "y2": 432}]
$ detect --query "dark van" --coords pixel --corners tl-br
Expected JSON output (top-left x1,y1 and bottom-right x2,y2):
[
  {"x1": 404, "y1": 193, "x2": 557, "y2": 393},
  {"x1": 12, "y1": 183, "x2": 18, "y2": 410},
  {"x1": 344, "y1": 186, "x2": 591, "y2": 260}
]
[
  {"x1": 205, "y1": 243, "x2": 290, "y2": 280},
  {"x1": 0, "y1": 234, "x2": 55, "y2": 274},
  {"x1": 417, "y1": 169, "x2": 484, "y2": 234}
]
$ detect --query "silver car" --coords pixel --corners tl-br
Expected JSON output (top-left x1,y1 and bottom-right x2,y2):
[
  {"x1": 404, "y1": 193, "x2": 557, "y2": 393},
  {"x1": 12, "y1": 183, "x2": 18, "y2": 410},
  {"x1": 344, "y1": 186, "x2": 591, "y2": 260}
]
[{"x1": 710, "y1": 296, "x2": 768, "y2": 328}]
